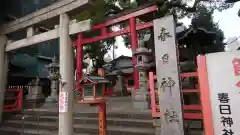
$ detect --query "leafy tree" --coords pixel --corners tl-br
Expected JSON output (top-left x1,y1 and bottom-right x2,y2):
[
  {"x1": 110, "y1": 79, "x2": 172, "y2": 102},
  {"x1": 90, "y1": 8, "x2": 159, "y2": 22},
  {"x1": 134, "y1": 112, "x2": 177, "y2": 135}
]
[
  {"x1": 190, "y1": 5, "x2": 225, "y2": 52},
  {"x1": 75, "y1": 0, "x2": 234, "y2": 73},
  {"x1": 178, "y1": 5, "x2": 225, "y2": 64}
]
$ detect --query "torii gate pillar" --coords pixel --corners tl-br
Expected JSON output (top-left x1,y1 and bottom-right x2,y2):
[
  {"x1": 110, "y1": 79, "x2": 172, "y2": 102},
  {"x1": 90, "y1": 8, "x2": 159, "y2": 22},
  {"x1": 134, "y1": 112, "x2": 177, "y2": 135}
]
[
  {"x1": 58, "y1": 13, "x2": 74, "y2": 135},
  {"x1": 0, "y1": 36, "x2": 7, "y2": 123}
]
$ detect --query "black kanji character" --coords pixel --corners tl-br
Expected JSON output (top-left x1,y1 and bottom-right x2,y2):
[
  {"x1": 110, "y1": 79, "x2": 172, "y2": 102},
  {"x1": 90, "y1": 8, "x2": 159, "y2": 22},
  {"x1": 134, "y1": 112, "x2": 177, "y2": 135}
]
[
  {"x1": 161, "y1": 78, "x2": 168, "y2": 90},
  {"x1": 167, "y1": 77, "x2": 175, "y2": 88},
  {"x1": 160, "y1": 77, "x2": 175, "y2": 96},
  {"x1": 221, "y1": 116, "x2": 233, "y2": 127},
  {"x1": 162, "y1": 54, "x2": 169, "y2": 64},
  {"x1": 222, "y1": 129, "x2": 234, "y2": 135},
  {"x1": 158, "y1": 27, "x2": 172, "y2": 42},
  {"x1": 169, "y1": 111, "x2": 179, "y2": 123},
  {"x1": 218, "y1": 93, "x2": 230, "y2": 103},
  {"x1": 164, "y1": 109, "x2": 179, "y2": 123},
  {"x1": 219, "y1": 105, "x2": 232, "y2": 115}
]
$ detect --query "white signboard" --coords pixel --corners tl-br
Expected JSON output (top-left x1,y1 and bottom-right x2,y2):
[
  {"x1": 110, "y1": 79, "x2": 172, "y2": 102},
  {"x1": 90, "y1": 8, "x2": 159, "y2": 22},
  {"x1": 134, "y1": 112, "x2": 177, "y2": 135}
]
[
  {"x1": 206, "y1": 51, "x2": 240, "y2": 135},
  {"x1": 59, "y1": 91, "x2": 68, "y2": 112},
  {"x1": 153, "y1": 15, "x2": 185, "y2": 135}
]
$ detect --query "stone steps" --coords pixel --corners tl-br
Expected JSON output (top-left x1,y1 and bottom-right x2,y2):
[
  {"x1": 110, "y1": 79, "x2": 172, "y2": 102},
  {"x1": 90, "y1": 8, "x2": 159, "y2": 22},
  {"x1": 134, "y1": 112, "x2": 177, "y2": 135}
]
[
  {"x1": 22, "y1": 110, "x2": 153, "y2": 120},
  {"x1": 0, "y1": 110, "x2": 156, "y2": 135},
  {"x1": 0, "y1": 110, "x2": 204, "y2": 135},
  {"x1": 0, "y1": 102, "x2": 204, "y2": 135},
  {"x1": 2, "y1": 120, "x2": 155, "y2": 135},
  {"x1": 12, "y1": 114, "x2": 154, "y2": 128},
  {"x1": 0, "y1": 127, "x2": 93, "y2": 135}
]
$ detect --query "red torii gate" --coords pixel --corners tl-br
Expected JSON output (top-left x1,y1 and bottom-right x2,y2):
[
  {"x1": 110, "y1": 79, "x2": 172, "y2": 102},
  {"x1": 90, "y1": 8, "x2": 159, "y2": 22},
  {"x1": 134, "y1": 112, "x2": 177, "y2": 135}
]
[
  {"x1": 71, "y1": 4, "x2": 214, "y2": 135},
  {"x1": 73, "y1": 3, "x2": 159, "y2": 91}
]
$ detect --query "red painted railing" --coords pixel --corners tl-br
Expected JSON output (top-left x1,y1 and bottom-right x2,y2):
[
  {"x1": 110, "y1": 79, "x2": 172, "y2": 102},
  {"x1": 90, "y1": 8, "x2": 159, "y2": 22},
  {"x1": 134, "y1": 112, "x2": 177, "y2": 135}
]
[
  {"x1": 149, "y1": 72, "x2": 202, "y2": 120},
  {"x1": 3, "y1": 87, "x2": 23, "y2": 112}
]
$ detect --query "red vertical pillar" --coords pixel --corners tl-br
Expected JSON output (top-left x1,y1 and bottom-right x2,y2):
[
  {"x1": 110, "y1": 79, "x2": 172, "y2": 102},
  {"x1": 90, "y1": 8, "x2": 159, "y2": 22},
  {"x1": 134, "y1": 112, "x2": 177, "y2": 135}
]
[
  {"x1": 129, "y1": 17, "x2": 139, "y2": 89},
  {"x1": 197, "y1": 56, "x2": 214, "y2": 135},
  {"x1": 76, "y1": 34, "x2": 83, "y2": 92},
  {"x1": 18, "y1": 88, "x2": 23, "y2": 111},
  {"x1": 98, "y1": 102, "x2": 106, "y2": 135},
  {"x1": 97, "y1": 25, "x2": 107, "y2": 135}
]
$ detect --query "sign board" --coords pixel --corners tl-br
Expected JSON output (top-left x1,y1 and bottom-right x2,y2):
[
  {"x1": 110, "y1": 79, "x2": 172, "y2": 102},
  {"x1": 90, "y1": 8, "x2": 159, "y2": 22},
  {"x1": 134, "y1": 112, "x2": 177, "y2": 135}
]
[
  {"x1": 153, "y1": 15, "x2": 185, "y2": 135},
  {"x1": 59, "y1": 91, "x2": 68, "y2": 112},
  {"x1": 206, "y1": 51, "x2": 240, "y2": 135}
]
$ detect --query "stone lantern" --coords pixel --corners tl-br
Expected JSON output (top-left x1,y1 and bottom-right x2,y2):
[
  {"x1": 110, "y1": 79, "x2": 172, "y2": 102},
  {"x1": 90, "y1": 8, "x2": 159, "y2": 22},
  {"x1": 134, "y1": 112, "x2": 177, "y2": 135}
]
[
  {"x1": 25, "y1": 76, "x2": 45, "y2": 108},
  {"x1": 45, "y1": 57, "x2": 60, "y2": 103},
  {"x1": 113, "y1": 70, "x2": 128, "y2": 96},
  {"x1": 132, "y1": 40, "x2": 152, "y2": 110}
]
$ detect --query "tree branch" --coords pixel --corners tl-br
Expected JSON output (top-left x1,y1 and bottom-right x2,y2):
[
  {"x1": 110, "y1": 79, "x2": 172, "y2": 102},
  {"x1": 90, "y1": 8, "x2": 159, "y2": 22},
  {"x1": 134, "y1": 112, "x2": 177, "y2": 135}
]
[{"x1": 168, "y1": 0, "x2": 201, "y2": 13}]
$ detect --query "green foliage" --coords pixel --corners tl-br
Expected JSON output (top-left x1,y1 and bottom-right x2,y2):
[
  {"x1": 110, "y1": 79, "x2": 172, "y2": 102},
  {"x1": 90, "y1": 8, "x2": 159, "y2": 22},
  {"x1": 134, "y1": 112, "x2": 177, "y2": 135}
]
[
  {"x1": 75, "y1": 0, "x2": 123, "y2": 73},
  {"x1": 76, "y1": 0, "x2": 123, "y2": 25},
  {"x1": 75, "y1": 0, "x2": 235, "y2": 72},
  {"x1": 190, "y1": 6, "x2": 225, "y2": 52},
  {"x1": 83, "y1": 38, "x2": 115, "y2": 71}
]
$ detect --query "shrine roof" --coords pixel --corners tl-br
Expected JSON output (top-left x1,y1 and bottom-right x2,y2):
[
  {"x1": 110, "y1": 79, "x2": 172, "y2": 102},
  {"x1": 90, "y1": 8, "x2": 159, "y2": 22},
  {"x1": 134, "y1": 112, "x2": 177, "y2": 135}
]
[
  {"x1": 106, "y1": 56, "x2": 132, "y2": 64},
  {"x1": 80, "y1": 76, "x2": 109, "y2": 84},
  {"x1": 178, "y1": 26, "x2": 217, "y2": 45},
  {"x1": 106, "y1": 68, "x2": 133, "y2": 76}
]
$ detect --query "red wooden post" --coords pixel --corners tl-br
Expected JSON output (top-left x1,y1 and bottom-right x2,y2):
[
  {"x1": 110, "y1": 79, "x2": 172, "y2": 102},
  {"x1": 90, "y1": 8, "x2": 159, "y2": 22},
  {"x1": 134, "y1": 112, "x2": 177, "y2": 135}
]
[
  {"x1": 76, "y1": 34, "x2": 84, "y2": 94},
  {"x1": 149, "y1": 72, "x2": 158, "y2": 117},
  {"x1": 129, "y1": 17, "x2": 139, "y2": 89},
  {"x1": 98, "y1": 102, "x2": 106, "y2": 135},
  {"x1": 197, "y1": 56, "x2": 214, "y2": 135},
  {"x1": 17, "y1": 88, "x2": 23, "y2": 111}
]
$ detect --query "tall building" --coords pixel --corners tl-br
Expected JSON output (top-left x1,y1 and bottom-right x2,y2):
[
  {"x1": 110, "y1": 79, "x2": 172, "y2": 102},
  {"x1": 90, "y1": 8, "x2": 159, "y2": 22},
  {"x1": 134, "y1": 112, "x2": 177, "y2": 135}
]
[{"x1": 0, "y1": 0, "x2": 60, "y2": 85}]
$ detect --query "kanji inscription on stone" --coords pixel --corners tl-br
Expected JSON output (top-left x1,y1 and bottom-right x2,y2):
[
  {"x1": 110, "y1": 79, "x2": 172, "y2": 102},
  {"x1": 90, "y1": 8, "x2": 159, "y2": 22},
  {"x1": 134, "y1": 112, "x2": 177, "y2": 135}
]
[
  {"x1": 158, "y1": 27, "x2": 172, "y2": 42},
  {"x1": 160, "y1": 77, "x2": 176, "y2": 96},
  {"x1": 153, "y1": 15, "x2": 185, "y2": 135},
  {"x1": 162, "y1": 54, "x2": 169, "y2": 64},
  {"x1": 205, "y1": 51, "x2": 240, "y2": 135},
  {"x1": 164, "y1": 109, "x2": 180, "y2": 124}
]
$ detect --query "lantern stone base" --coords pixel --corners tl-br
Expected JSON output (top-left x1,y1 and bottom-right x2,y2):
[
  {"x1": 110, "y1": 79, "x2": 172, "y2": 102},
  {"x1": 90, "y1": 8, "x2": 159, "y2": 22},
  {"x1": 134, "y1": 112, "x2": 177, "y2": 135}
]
[
  {"x1": 25, "y1": 90, "x2": 45, "y2": 109},
  {"x1": 45, "y1": 95, "x2": 58, "y2": 103},
  {"x1": 45, "y1": 79, "x2": 59, "y2": 103},
  {"x1": 26, "y1": 84, "x2": 45, "y2": 103},
  {"x1": 24, "y1": 98, "x2": 45, "y2": 109},
  {"x1": 155, "y1": 127, "x2": 161, "y2": 135},
  {"x1": 42, "y1": 102, "x2": 59, "y2": 109},
  {"x1": 112, "y1": 75, "x2": 129, "y2": 97},
  {"x1": 131, "y1": 90, "x2": 150, "y2": 111},
  {"x1": 43, "y1": 94, "x2": 59, "y2": 109}
]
